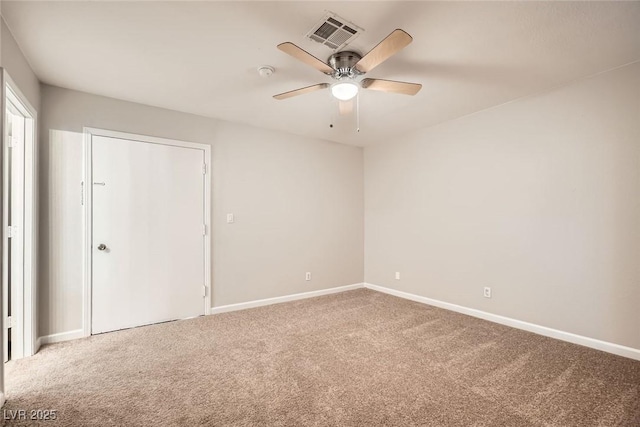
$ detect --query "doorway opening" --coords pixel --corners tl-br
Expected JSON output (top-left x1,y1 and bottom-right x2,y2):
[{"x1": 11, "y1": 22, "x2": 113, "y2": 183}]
[{"x1": 2, "y1": 76, "x2": 37, "y2": 362}]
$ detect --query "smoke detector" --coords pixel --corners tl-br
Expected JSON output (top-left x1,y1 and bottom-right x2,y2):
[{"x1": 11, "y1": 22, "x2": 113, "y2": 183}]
[
  {"x1": 257, "y1": 65, "x2": 275, "y2": 78},
  {"x1": 306, "y1": 12, "x2": 363, "y2": 51}
]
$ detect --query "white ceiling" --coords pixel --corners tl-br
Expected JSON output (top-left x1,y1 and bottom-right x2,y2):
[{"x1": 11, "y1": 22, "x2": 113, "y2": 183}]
[{"x1": 3, "y1": 1, "x2": 640, "y2": 146}]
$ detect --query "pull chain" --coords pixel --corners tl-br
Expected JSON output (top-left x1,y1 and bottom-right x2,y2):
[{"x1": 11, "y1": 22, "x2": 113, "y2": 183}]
[
  {"x1": 330, "y1": 91, "x2": 337, "y2": 130},
  {"x1": 356, "y1": 91, "x2": 360, "y2": 133}
]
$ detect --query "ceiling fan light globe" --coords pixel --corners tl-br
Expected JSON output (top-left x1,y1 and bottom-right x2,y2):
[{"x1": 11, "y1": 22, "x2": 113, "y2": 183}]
[{"x1": 331, "y1": 82, "x2": 359, "y2": 101}]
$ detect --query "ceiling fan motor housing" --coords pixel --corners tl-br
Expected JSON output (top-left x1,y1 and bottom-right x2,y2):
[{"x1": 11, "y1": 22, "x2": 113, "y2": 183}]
[{"x1": 328, "y1": 51, "x2": 363, "y2": 80}]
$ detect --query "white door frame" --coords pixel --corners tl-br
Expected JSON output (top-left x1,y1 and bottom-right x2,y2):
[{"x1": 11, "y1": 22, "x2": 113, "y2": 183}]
[
  {"x1": 82, "y1": 127, "x2": 211, "y2": 337},
  {"x1": 2, "y1": 71, "x2": 38, "y2": 359}
]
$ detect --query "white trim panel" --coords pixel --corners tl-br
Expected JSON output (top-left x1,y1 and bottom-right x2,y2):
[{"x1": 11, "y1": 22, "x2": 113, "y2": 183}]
[
  {"x1": 210, "y1": 283, "x2": 365, "y2": 314},
  {"x1": 82, "y1": 130, "x2": 92, "y2": 337},
  {"x1": 365, "y1": 283, "x2": 640, "y2": 361},
  {"x1": 38, "y1": 329, "x2": 85, "y2": 346}
]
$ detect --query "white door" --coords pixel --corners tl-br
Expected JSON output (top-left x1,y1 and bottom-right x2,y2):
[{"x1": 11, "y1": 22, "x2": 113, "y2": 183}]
[
  {"x1": 3, "y1": 101, "x2": 26, "y2": 361},
  {"x1": 91, "y1": 135, "x2": 206, "y2": 334}
]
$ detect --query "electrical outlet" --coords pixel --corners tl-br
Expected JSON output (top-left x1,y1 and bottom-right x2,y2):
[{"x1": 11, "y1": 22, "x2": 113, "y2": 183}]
[
  {"x1": 395, "y1": 272, "x2": 400, "y2": 280},
  {"x1": 305, "y1": 272, "x2": 311, "y2": 281},
  {"x1": 484, "y1": 287, "x2": 491, "y2": 298},
  {"x1": 226, "y1": 213, "x2": 234, "y2": 224}
]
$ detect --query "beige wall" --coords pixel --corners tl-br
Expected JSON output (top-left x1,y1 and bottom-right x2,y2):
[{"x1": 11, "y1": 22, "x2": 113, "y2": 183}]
[
  {"x1": 0, "y1": 2, "x2": 3, "y2": 63},
  {"x1": 0, "y1": 2, "x2": 3, "y2": 400},
  {"x1": 1, "y1": 16, "x2": 40, "y2": 110},
  {"x1": 39, "y1": 84, "x2": 364, "y2": 337},
  {"x1": 364, "y1": 62, "x2": 640, "y2": 350}
]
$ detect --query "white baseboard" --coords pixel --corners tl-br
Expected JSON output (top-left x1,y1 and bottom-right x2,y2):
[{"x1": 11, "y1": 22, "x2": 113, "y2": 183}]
[
  {"x1": 365, "y1": 283, "x2": 640, "y2": 361},
  {"x1": 36, "y1": 283, "x2": 637, "y2": 362},
  {"x1": 210, "y1": 283, "x2": 365, "y2": 315},
  {"x1": 34, "y1": 284, "x2": 366, "y2": 346},
  {"x1": 35, "y1": 336, "x2": 42, "y2": 353},
  {"x1": 38, "y1": 329, "x2": 85, "y2": 346}
]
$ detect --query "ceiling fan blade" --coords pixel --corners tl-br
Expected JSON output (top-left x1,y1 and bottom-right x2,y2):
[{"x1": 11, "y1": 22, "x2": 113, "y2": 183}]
[
  {"x1": 277, "y1": 42, "x2": 335, "y2": 74},
  {"x1": 339, "y1": 99, "x2": 354, "y2": 115},
  {"x1": 273, "y1": 83, "x2": 330, "y2": 100},
  {"x1": 355, "y1": 29, "x2": 413, "y2": 73},
  {"x1": 361, "y1": 78, "x2": 422, "y2": 96}
]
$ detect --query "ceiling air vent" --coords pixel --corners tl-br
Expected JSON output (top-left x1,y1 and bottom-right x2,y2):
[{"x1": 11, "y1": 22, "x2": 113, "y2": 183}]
[{"x1": 306, "y1": 12, "x2": 363, "y2": 51}]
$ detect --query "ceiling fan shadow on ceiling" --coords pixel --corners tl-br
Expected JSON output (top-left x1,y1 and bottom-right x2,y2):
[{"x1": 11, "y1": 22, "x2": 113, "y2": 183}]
[{"x1": 273, "y1": 29, "x2": 422, "y2": 108}]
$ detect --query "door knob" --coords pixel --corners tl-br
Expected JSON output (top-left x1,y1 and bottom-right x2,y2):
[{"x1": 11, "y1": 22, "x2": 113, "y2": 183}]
[{"x1": 97, "y1": 244, "x2": 107, "y2": 251}]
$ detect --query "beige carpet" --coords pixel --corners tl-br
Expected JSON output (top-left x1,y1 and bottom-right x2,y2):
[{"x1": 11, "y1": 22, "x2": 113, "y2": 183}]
[{"x1": 3, "y1": 289, "x2": 640, "y2": 426}]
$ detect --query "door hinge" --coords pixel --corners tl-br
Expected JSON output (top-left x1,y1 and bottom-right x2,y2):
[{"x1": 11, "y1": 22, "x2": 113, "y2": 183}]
[
  {"x1": 202, "y1": 286, "x2": 207, "y2": 297},
  {"x1": 5, "y1": 316, "x2": 12, "y2": 329},
  {"x1": 7, "y1": 135, "x2": 21, "y2": 148},
  {"x1": 6, "y1": 226, "x2": 16, "y2": 238},
  {"x1": 202, "y1": 224, "x2": 207, "y2": 236},
  {"x1": 202, "y1": 163, "x2": 207, "y2": 175}
]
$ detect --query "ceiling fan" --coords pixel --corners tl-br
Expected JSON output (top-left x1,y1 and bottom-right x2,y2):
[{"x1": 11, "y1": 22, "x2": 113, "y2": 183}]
[{"x1": 273, "y1": 29, "x2": 422, "y2": 103}]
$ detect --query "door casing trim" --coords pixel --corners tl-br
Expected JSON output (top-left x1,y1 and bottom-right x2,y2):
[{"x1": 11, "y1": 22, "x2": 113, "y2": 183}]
[
  {"x1": 2, "y1": 71, "x2": 38, "y2": 360},
  {"x1": 82, "y1": 127, "x2": 212, "y2": 337}
]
